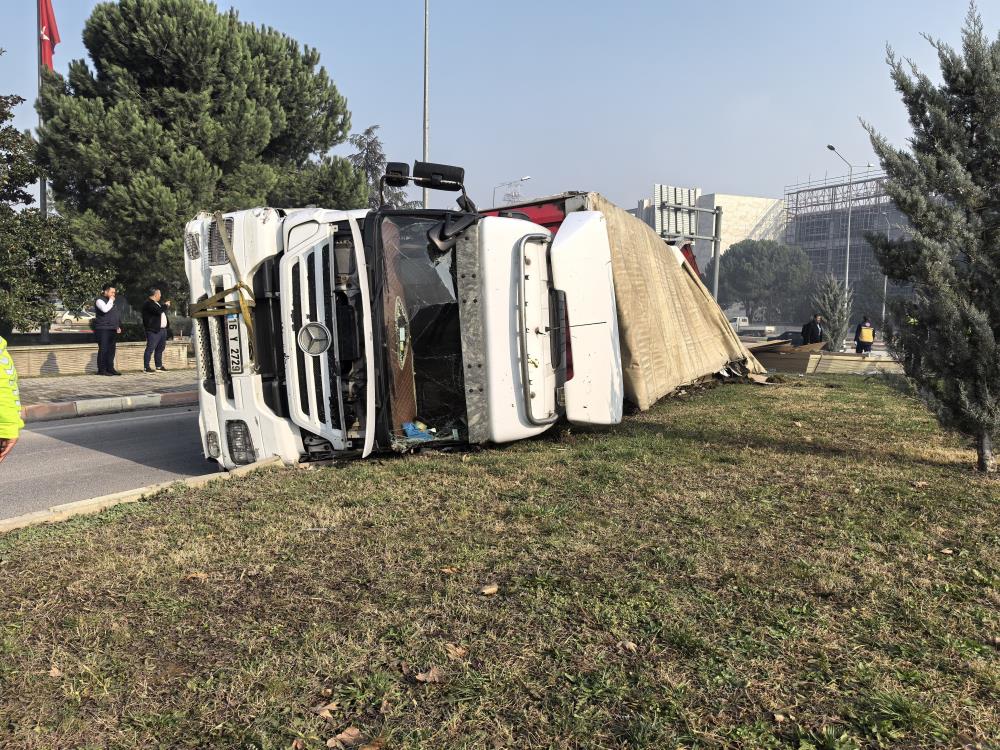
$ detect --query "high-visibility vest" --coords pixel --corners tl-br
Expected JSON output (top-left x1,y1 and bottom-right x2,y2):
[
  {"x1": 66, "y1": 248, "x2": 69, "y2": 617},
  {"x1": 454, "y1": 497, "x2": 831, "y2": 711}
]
[
  {"x1": 859, "y1": 325, "x2": 874, "y2": 344},
  {"x1": 0, "y1": 336, "x2": 24, "y2": 439}
]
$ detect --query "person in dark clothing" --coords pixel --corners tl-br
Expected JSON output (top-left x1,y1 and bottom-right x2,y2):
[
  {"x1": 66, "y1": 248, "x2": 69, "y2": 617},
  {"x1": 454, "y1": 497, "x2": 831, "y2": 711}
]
[
  {"x1": 93, "y1": 283, "x2": 123, "y2": 376},
  {"x1": 801, "y1": 313, "x2": 824, "y2": 345},
  {"x1": 854, "y1": 315, "x2": 875, "y2": 354},
  {"x1": 141, "y1": 288, "x2": 172, "y2": 372}
]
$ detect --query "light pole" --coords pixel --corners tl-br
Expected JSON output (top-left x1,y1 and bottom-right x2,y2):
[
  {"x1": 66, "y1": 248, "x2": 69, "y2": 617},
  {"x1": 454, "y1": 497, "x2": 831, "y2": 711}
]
[
  {"x1": 825, "y1": 145, "x2": 873, "y2": 291},
  {"x1": 492, "y1": 176, "x2": 531, "y2": 207},
  {"x1": 422, "y1": 0, "x2": 429, "y2": 209},
  {"x1": 880, "y1": 211, "x2": 891, "y2": 329}
]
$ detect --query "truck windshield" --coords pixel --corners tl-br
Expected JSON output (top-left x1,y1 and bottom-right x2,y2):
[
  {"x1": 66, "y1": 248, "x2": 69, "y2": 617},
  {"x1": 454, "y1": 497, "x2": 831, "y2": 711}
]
[{"x1": 379, "y1": 215, "x2": 465, "y2": 441}]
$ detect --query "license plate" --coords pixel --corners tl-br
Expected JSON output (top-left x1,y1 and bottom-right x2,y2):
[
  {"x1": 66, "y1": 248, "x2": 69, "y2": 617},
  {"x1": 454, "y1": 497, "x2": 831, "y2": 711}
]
[{"x1": 226, "y1": 314, "x2": 244, "y2": 374}]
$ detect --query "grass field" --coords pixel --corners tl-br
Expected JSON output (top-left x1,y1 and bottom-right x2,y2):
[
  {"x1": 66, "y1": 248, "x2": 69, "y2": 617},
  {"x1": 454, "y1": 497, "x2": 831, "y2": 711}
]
[{"x1": 0, "y1": 376, "x2": 997, "y2": 749}]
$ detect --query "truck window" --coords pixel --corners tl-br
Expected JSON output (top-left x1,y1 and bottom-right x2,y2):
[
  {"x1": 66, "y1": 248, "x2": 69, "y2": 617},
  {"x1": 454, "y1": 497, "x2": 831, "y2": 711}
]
[{"x1": 379, "y1": 215, "x2": 466, "y2": 440}]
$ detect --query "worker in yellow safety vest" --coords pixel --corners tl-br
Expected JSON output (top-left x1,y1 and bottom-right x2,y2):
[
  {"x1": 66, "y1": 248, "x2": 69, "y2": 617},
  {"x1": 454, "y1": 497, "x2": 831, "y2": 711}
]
[
  {"x1": 0, "y1": 335, "x2": 24, "y2": 464},
  {"x1": 854, "y1": 315, "x2": 875, "y2": 355}
]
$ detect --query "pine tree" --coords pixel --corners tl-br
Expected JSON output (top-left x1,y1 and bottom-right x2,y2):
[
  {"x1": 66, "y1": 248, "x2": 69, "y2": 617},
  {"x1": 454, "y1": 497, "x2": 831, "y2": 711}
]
[
  {"x1": 0, "y1": 50, "x2": 102, "y2": 335},
  {"x1": 865, "y1": 5, "x2": 1000, "y2": 471},
  {"x1": 37, "y1": 0, "x2": 366, "y2": 304},
  {"x1": 348, "y1": 125, "x2": 416, "y2": 209},
  {"x1": 812, "y1": 275, "x2": 853, "y2": 352}
]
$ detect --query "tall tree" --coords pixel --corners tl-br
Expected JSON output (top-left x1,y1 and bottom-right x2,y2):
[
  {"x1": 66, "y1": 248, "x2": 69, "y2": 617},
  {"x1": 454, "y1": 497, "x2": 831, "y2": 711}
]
[
  {"x1": 348, "y1": 125, "x2": 415, "y2": 209},
  {"x1": 811, "y1": 275, "x2": 853, "y2": 352},
  {"x1": 0, "y1": 50, "x2": 101, "y2": 335},
  {"x1": 703, "y1": 239, "x2": 814, "y2": 323},
  {"x1": 865, "y1": 5, "x2": 1000, "y2": 471},
  {"x1": 37, "y1": 0, "x2": 366, "y2": 304}
]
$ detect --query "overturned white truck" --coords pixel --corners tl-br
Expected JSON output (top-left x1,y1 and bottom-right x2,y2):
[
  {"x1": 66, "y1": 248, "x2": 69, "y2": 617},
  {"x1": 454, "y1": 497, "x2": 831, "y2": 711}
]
[{"x1": 184, "y1": 161, "x2": 761, "y2": 469}]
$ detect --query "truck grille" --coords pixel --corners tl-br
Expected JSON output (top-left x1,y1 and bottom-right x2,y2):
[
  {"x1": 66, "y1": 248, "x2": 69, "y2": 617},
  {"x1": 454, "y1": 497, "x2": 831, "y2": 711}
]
[
  {"x1": 286, "y1": 241, "x2": 343, "y2": 435},
  {"x1": 207, "y1": 217, "x2": 234, "y2": 266},
  {"x1": 193, "y1": 296, "x2": 216, "y2": 396},
  {"x1": 184, "y1": 232, "x2": 201, "y2": 260}
]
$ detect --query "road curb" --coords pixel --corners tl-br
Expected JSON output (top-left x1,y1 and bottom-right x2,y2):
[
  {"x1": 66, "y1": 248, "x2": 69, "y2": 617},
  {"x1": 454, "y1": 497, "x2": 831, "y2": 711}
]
[
  {"x1": 21, "y1": 389, "x2": 199, "y2": 424},
  {"x1": 0, "y1": 456, "x2": 285, "y2": 534}
]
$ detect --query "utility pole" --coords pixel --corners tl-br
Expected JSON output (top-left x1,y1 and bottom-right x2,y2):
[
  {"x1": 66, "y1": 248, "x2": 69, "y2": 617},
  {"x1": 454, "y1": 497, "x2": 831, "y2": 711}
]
[
  {"x1": 422, "y1": 0, "x2": 429, "y2": 209},
  {"x1": 37, "y1": 0, "x2": 47, "y2": 217},
  {"x1": 712, "y1": 206, "x2": 723, "y2": 300}
]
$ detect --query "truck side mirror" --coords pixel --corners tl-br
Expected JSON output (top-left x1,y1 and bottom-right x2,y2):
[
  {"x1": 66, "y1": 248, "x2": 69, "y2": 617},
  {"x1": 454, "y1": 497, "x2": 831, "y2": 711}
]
[
  {"x1": 384, "y1": 162, "x2": 410, "y2": 188},
  {"x1": 413, "y1": 161, "x2": 464, "y2": 191}
]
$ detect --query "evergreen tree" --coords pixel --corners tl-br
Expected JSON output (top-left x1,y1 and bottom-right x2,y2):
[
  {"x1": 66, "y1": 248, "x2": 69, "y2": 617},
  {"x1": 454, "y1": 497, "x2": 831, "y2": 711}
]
[
  {"x1": 348, "y1": 125, "x2": 415, "y2": 209},
  {"x1": 37, "y1": 0, "x2": 366, "y2": 304},
  {"x1": 812, "y1": 275, "x2": 853, "y2": 352},
  {"x1": 703, "y1": 239, "x2": 814, "y2": 323},
  {"x1": 0, "y1": 50, "x2": 101, "y2": 335},
  {"x1": 865, "y1": 5, "x2": 1000, "y2": 471}
]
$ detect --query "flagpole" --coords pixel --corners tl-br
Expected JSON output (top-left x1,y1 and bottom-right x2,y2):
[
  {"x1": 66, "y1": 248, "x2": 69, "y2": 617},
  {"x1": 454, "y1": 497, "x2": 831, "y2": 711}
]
[{"x1": 37, "y1": 0, "x2": 47, "y2": 217}]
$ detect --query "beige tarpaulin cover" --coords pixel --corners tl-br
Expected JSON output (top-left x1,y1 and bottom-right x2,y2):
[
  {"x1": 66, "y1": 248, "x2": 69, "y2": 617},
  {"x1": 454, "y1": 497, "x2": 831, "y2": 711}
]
[{"x1": 582, "y1": 193, "x2": 764, "y2": 410}]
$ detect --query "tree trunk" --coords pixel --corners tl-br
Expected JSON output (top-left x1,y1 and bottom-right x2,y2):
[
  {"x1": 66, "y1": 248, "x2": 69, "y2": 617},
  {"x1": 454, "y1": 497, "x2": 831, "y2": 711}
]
[{"x1": 976, "y1": 431, "x2": 995, "y2": 473}]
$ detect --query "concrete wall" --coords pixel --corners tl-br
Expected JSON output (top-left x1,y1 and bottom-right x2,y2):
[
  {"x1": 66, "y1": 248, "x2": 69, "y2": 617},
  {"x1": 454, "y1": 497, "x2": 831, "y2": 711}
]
[
  {"x1": 694, "y1": 193, "x2": 786, "y2": 271},
  {"x1": 10, "y1": 340, "x2": 193, "y2": 378}
]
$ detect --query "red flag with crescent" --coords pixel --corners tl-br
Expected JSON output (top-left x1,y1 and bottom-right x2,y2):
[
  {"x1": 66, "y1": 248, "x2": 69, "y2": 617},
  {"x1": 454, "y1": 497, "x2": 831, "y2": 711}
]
[{"x1": 39, "y1": 0, "x2": 60, "y2": 71}]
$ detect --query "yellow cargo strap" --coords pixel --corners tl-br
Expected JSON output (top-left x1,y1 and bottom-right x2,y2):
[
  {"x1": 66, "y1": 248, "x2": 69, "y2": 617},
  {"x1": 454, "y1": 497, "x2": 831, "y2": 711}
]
[{"x1": 189, "y1": 211, "x2": 257, "y2": 367}]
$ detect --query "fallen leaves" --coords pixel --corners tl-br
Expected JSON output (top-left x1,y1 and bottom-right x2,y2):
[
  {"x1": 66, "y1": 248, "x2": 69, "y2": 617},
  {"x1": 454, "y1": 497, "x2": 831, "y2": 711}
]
[
  {"x1": 617, "y1": 640, "x2": 638, "y2": 655},
  {"x1": 912, "y1": 480, "x2": 929, "y2": 489},
  {"x1": 311, "y1": 701, "x2": 340, "y2": 720},
  {"x1": 326, "y1": 727, "x2": 384, "y2": 749},
  {"x1": 478, "y1": 584, "x2": 499, "y2": 597},
  {"x1": 415, "y1": 665, "x2": 444, "y2": 683},
  {"x1": 182, "y1": 571, "x2": 209, "y2": 582},
  {"x1": 439, "y1": 566, "x2": 459, "y2": 575},
  {"x1": 48, "y1": 665, "x2": 63, "y2": 679},
  {"x1": 444, "y1": 643, "x2": 468, "y2": 660}
]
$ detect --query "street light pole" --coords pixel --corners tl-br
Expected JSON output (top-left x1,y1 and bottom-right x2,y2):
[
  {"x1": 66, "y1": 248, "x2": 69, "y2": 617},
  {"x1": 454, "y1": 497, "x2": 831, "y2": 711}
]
[
  {"x1": 881, "y1": 212, "x2": 891, "y2": 328},
  {"x1": 826, "y1": 145, "x2": 855, "y2": 289},
  {"x1": 422, "y1": 0, "x2": 429, "y2": 209}
]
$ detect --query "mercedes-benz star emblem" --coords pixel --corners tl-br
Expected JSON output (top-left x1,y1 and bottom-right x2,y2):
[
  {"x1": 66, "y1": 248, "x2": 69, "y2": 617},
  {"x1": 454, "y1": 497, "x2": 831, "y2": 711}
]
[{"x1": 297, "y1": 322, "x2": 332, "y2": 356}]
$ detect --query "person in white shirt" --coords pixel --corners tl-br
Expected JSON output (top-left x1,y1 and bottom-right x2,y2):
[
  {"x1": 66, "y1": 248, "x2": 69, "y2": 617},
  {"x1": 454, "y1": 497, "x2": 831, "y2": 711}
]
[
  {"x1": 141, "y1": 288, "x2": 171, "y2": 373},
  {"x1": 93, "y1": 283, "x2": 123, "y2": 376}
]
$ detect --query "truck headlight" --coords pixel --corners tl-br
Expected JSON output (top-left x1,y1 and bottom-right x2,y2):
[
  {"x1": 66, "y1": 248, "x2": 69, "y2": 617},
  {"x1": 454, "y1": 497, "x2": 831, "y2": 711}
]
[
  {"x1": 225, "y1": 420, "x2": 257, "y2": 465},
  {"x1": 206, "y1": 430, "x2": 221, "y2": 459}
]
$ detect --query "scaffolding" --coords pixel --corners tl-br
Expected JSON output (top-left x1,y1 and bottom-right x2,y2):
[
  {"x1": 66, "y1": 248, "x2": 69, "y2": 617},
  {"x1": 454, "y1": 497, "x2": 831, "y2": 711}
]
[{"x1": 784, "y1": 170, "x2": 907, "y2": 287}]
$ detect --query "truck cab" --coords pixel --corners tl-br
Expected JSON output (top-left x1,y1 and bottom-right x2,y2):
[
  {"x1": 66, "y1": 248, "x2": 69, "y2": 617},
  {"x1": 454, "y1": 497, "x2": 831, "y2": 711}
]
[{"x1": 184, "y1": 161, "x2": 623, "y2": 469}]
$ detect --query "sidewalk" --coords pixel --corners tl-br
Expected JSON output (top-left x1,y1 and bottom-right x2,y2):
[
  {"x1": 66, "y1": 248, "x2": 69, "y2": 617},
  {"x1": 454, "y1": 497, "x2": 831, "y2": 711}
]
[{"x1": 19, "y1": 370, "x2": 198, "y2": 422}]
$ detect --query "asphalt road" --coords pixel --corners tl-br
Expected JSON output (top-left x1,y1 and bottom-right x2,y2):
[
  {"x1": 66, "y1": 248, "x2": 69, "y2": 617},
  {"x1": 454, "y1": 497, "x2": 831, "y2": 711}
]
[{"x1": 0, "y1": 406, "x2": 215, "y2": 521}]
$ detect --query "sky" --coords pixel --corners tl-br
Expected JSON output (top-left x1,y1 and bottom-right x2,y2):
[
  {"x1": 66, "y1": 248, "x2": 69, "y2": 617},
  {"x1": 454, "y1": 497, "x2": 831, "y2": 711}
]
[{"x1": 1, "y1": 0, "x2": 995, "y2": 209}]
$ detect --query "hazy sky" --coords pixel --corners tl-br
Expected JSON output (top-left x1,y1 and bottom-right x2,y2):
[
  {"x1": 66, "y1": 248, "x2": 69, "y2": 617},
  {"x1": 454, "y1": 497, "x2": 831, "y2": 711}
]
[{"x1": 2, "y1": 1, "x2": 995, "y2": 208}]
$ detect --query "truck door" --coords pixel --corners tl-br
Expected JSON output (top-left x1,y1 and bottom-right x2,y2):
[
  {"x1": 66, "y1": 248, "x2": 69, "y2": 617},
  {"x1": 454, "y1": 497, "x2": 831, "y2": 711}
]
[{"x1": 549, "y1": 211, "x2": 624, "y2": 425}]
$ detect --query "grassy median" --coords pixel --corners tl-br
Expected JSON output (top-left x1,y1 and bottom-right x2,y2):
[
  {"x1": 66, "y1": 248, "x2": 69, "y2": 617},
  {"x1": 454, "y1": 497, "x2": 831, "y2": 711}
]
[{"x1": 0, "y1": 375, "x2": 997, "y2": 749}]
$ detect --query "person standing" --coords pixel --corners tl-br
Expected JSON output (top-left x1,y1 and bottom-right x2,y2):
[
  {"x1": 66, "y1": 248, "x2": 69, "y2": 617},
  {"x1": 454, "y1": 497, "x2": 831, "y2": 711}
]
[
  {"x1": 0, "y1": 334, "x2": 24, "y2": 464},
  {"x1": 855, "y1": 315, "x2": 875, "y2": 355},
  {"x1": 142, "y1": 288, "x2": 171, "y2": 373},
  {"x1": 801, "y1": 313, "x2": 824, "y2": 345},
  {"x1": 94, "y1": 283, "x2": 123, "y2": 376}
]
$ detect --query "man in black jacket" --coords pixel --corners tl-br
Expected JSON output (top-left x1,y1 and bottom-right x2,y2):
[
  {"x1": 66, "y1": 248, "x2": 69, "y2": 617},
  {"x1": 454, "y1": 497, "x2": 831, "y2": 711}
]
[
  {"x1": 94, "y1": 283, "x2": 123, "y2": 376},
  {"x1": 141, "y1": 288, "x2": 171, "y2": 373},
  {"x1": 801, "y1": 313, "x2": 824, "y2": 345}
]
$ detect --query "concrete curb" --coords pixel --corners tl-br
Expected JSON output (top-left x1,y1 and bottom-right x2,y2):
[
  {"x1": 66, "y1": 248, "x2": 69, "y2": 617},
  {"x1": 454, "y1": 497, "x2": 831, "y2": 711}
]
[
  {"x1": 0, "y1": 456, "x2": 286, "y2": 534},
  {"x1": 21, "y1": 389, "x2": 198, "y2": 424}
]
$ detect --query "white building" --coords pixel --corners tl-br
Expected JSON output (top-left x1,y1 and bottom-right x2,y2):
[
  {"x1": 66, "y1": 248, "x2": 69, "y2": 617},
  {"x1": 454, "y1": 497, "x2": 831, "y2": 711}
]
[{"x1": 693, "y1": 193, "x2": 786, "y2": 272}]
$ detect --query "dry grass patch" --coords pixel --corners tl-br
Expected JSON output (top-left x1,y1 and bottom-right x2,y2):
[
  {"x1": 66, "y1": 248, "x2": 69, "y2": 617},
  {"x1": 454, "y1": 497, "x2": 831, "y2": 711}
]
[{"x1": 0, "y1": 375, "x2": 997, "y2": 749}]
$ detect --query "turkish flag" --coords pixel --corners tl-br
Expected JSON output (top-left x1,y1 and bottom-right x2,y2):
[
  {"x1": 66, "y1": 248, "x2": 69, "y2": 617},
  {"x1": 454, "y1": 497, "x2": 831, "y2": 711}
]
[{"x1": 39, "y1": 0, "x2": 60, "y2": 71}]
